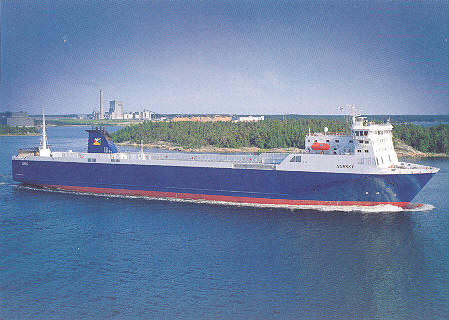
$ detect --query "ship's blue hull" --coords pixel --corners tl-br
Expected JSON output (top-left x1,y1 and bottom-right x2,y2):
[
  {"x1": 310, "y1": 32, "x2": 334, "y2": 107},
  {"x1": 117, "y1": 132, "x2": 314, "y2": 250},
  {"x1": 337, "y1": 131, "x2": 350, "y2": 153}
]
[{"x1": 12, "y1": 159, "x2": 434, "y2": 207}]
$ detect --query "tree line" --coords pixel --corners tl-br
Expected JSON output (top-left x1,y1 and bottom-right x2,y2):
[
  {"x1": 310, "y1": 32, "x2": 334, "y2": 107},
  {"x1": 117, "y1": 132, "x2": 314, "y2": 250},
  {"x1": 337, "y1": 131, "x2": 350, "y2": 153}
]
[
  {"x1": 0, "y1": 125, "x2": 39, "y2": 135},
  {"x1": 113, "y1": 119, "x2": 347, "y2": 149},
  {"x1": 392, "y1": 123, "x2": 449, "y2": 154},
  {"x1": 111, "y1": 119, "x2": 449, "y2": 154}
]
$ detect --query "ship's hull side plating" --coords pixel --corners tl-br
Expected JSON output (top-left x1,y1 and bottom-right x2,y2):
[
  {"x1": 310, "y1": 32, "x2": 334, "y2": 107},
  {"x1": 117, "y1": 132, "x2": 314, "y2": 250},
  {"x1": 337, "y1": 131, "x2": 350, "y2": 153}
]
[{"x1": 12, "y1": 160, "x2": 434, "y2": 208}]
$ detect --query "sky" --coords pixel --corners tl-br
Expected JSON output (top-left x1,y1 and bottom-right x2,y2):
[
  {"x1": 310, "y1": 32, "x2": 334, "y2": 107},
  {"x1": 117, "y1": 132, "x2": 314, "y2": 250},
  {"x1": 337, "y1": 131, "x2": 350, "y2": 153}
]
[{"x1": 1, "y1": 1, "x2": 448, "y2": 115}]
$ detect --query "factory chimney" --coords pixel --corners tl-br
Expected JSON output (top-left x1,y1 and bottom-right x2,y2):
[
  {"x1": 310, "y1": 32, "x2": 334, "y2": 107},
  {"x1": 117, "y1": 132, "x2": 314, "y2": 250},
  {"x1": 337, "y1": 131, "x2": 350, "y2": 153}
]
[{"x1": 99, "y1": 89, "x2": 104, "y2": 119}]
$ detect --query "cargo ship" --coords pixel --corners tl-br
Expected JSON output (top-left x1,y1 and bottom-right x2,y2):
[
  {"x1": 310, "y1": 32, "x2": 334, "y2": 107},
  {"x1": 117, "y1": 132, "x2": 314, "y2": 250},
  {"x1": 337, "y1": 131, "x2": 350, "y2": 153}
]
[{"x1": 12, "y1": 112, "x2": 439, "y2": 209}]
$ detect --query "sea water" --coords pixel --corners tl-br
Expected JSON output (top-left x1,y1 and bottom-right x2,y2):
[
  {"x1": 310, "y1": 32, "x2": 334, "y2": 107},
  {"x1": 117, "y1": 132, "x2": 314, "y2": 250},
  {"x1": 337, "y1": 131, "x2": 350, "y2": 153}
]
[{"x1": 1, "y1": 126, "x2": 448, "y2": 319}]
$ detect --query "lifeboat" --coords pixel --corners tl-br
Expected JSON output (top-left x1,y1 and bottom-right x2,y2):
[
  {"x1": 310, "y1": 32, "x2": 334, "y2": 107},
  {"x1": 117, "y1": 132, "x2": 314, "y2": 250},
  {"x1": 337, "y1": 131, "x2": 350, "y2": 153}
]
[{"x1": 311, "y1": 142, "x2": 330, "y2": 151}]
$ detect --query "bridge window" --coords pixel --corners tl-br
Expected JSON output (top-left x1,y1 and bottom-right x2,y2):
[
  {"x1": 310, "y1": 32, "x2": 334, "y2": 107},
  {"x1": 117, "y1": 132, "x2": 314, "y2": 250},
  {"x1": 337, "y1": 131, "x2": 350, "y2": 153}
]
[
  {"x1": 88, "y1": 158, "x2": 96, "y2": 162},
  {"x1": 290, "y1": 156, "x2": 302, "y2": 163}
]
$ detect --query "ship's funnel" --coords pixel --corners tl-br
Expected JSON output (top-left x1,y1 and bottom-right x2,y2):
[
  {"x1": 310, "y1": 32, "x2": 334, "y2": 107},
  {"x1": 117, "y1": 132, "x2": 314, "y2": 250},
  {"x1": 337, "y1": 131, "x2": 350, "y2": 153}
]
[{"x1": 86, "y1": 128, "x2": 118, "y2": 153}]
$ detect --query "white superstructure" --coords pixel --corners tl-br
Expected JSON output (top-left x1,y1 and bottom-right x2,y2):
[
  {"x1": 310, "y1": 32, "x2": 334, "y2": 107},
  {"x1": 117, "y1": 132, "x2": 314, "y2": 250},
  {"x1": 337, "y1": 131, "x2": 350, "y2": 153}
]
[{"x1": 304, "y1": 114, "x2": 398, "y2": 169}]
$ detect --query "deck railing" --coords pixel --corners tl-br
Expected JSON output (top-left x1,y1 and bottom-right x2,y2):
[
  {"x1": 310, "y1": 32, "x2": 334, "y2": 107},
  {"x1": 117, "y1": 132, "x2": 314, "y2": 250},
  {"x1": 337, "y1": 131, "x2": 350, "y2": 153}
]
[{"x1": 50, "y1": 151, "x2": 289, "y2": 164}]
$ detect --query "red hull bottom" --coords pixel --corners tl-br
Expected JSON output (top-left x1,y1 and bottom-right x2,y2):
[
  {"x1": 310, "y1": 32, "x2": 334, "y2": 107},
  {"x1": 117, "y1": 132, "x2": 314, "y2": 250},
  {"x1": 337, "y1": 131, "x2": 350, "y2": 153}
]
[{"x1": 38, "y1": 184, "x2": 423, "y2": 210}]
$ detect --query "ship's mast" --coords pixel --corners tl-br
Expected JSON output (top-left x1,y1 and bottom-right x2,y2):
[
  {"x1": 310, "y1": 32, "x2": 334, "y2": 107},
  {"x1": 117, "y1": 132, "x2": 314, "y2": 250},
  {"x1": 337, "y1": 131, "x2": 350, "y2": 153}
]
[
  {"x1": 41, "y1": 112, "x2": 47, "y2": 149},
  {"x1": 39, "y1": 110, "x2": 51, "y2": 156},
  {"x1": 139, "y1": 140, "x2": 145, "y2": 159}
]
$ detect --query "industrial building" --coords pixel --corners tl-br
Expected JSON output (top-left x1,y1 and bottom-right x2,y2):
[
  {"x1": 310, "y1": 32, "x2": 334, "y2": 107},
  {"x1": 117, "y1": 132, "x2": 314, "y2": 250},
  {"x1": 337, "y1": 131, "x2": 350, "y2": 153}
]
[
  {"x1": 94, "y1": 90, "x2": 156, "y2": 121},
  {"x1": 123, "y1": 110, "x2": 153, "y2": 120},
  {"x1": 1, "y1": 112, "x2": 35, "y2": 127},
  {"x1": 98, "y1": 89, "x2": 104, "y2": 119},
  {"x1": 108, "y1": 100, "x2": 124, "y2": 119}
]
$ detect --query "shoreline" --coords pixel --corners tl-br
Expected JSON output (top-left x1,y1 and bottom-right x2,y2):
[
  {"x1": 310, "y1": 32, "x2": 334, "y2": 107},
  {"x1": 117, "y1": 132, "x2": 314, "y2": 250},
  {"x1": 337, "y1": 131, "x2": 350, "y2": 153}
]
[
  {"x1": 43, "y1": 121, "x2": 138, "y2": 127},
  {"x1": 0, "y1": 133, "x2": 40, "y2": 137},
  {"x1": 40, "y1": 123, "x2": 128, "y2": 127},
  {"x1": 116, "y1": 141, "x2": 448, "y2": 158},
  {"x1": 396, "y1": 151, "x2": 449, "y2": 158},
  {"x1": 394, "y1": 139, "x2": 449, "y2": 158}
]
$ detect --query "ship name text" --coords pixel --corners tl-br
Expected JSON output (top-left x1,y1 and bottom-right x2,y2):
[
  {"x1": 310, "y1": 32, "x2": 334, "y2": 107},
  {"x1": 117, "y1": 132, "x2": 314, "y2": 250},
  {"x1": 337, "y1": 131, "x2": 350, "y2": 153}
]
[{"x1": 337, "y1": 164, "x2": 354, "y2": 169}]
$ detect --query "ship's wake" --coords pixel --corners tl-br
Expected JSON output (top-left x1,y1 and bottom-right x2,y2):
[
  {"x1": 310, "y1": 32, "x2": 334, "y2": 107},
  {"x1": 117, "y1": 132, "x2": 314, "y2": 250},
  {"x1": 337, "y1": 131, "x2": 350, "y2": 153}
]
[{"x1": 15, "y1": 184, "x2": 435, "y2": 213}]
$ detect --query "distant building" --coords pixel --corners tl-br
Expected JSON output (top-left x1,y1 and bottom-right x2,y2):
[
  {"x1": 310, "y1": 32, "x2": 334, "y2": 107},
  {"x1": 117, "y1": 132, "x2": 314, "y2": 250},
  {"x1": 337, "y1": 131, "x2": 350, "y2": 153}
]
[
  {"x1": 0, "y1": 112, "x2": 9, "y2": 125},
  {"x1": 141, "y1": 110, "x2": 152, "y2": 120},
  {"x1": 132, "y1": 112, "x2": 141, "y2": 120},
  {"x1": 171, "y1": 115, "x2": 232, "y2": 123},
  {"x1": 212, "y1": 115, "x2": 232, "y2": 122},
  {"x1": 2, "y1": 112, "x2": 35, "y2": 127},
  {"x1": 123, "y1": 112, "x2": 133, "y2": 120},
  {"x1": 234, "y1": 115, "x2": 265, "y2": 123},
  {"x1": 89, "y1": 110, "x2": 98, "y2": 120},
  {"x1": 171, "y1": 116, "x2": 192, "y2": 122},
  {"x1": 123, "y1": 110, "x2": 153, "y2": 120},
  {"x1": 108, "y1": 101, "x2": 123, "y2": 119},
  {"x1": 190, "y1": 116, "x2": 211, "y2": 122}
]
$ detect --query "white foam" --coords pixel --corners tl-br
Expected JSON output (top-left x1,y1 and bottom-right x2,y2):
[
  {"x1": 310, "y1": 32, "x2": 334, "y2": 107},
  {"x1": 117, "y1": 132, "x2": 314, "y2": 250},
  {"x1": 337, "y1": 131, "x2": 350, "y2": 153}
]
[
  {"x1": 406, "y1": 203, "x2": 435, "y2": 212},
  {"x1": 16, "y1": 185, "x2": 435, "y2": 213}
]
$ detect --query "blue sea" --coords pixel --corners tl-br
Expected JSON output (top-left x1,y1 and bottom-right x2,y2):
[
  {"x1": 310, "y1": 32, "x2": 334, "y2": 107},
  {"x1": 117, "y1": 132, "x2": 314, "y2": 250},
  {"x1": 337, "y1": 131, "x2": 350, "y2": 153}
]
[{"x1": 1, "y1": 127, "x2": 449, "y2": 319}]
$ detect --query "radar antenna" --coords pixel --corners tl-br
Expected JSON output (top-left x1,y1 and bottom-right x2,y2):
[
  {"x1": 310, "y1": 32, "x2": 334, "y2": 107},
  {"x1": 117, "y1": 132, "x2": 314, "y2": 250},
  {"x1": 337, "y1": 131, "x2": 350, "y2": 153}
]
[{"x1": 339, "y1": 104, "x2": 363, "y2": 124}]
